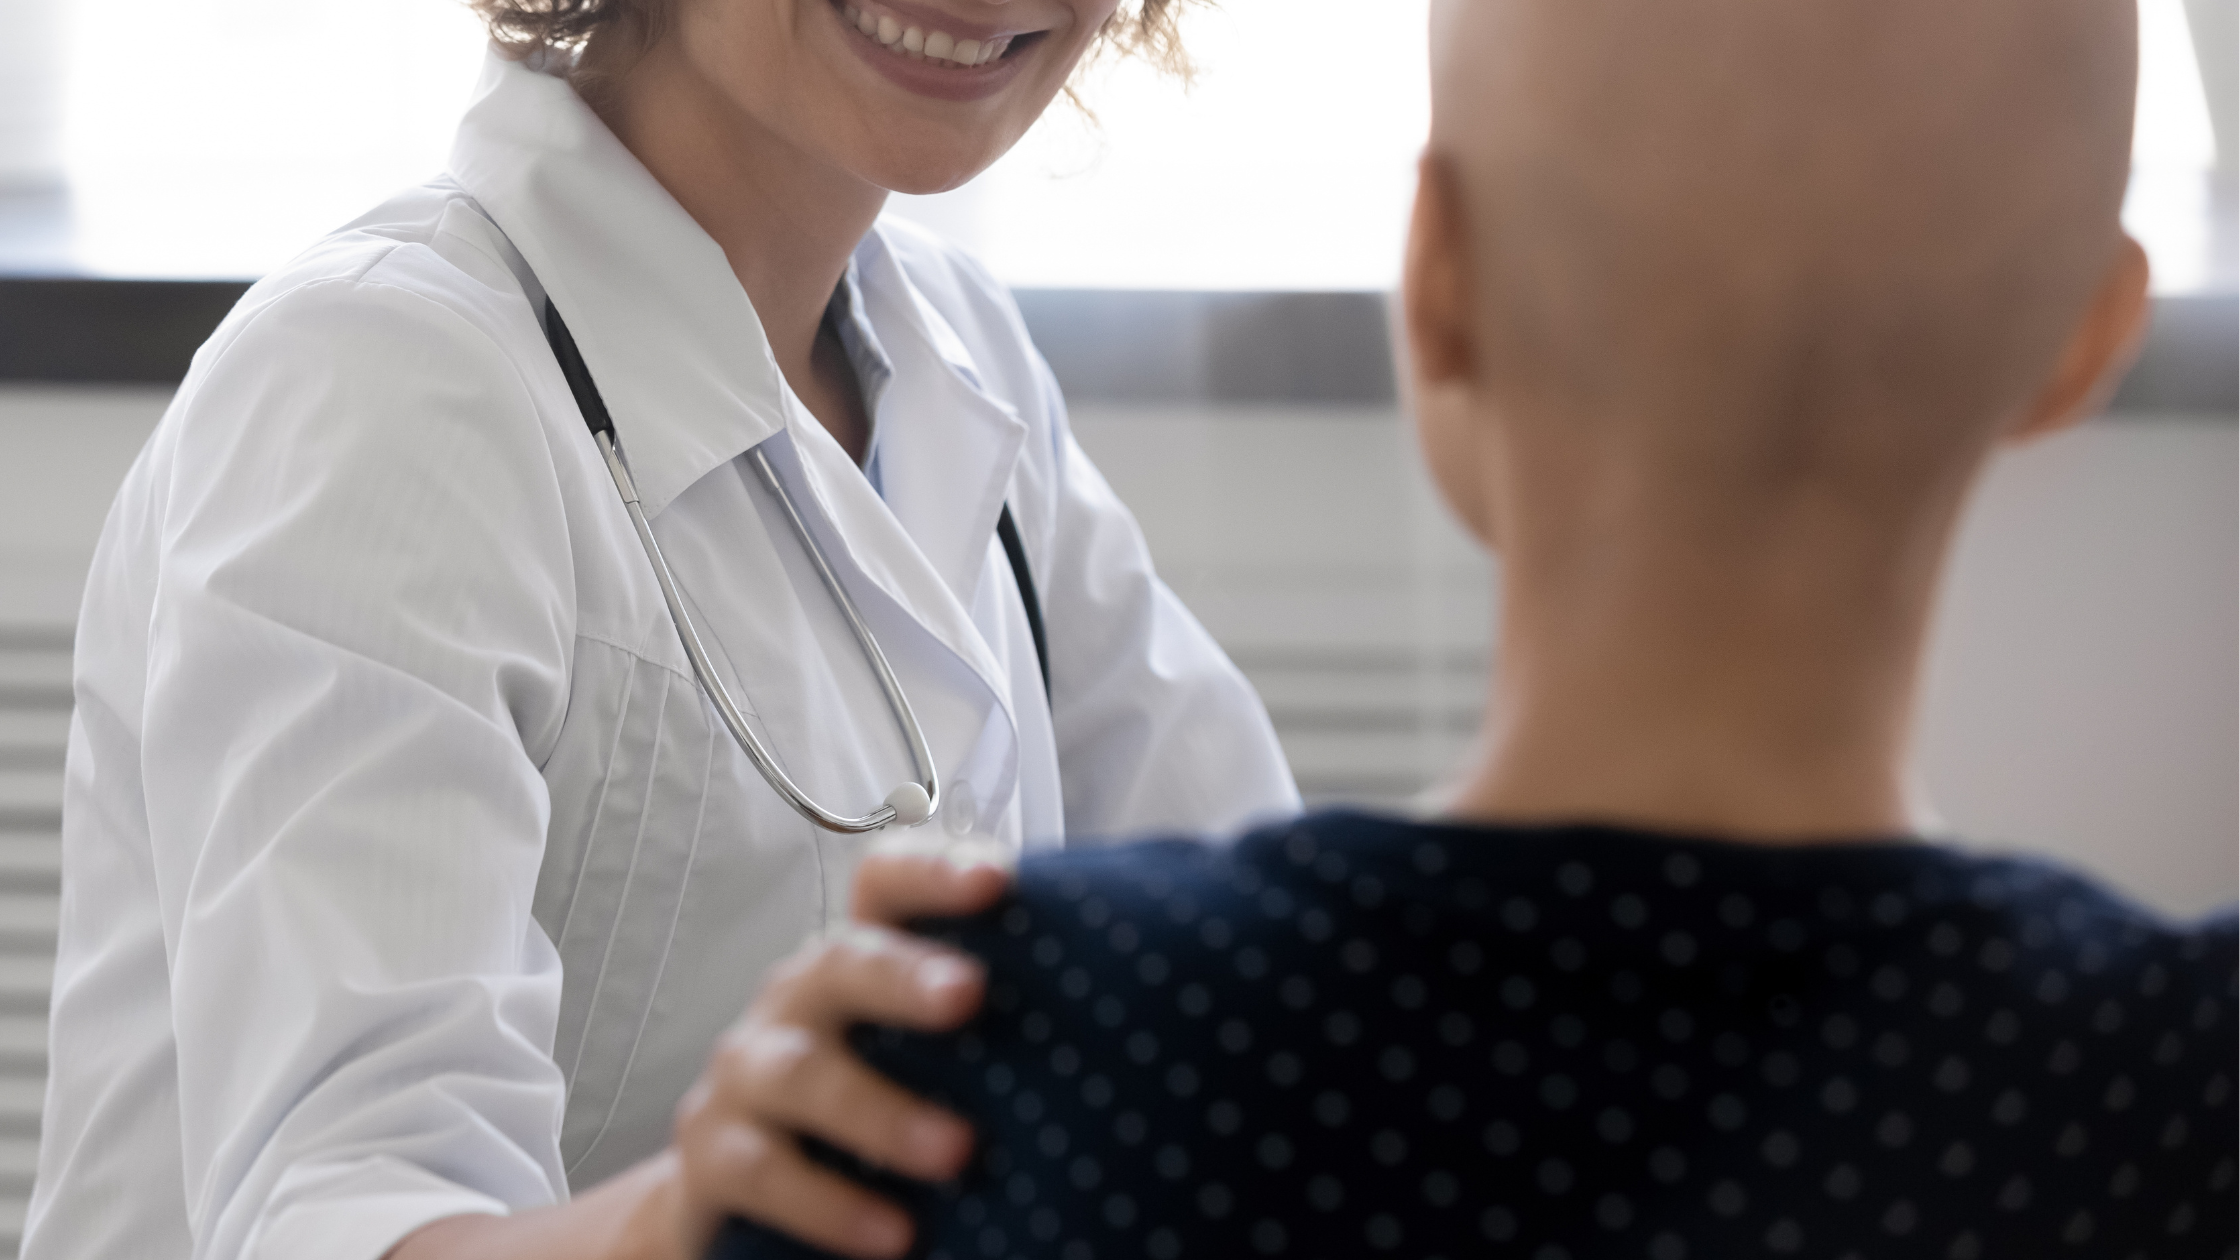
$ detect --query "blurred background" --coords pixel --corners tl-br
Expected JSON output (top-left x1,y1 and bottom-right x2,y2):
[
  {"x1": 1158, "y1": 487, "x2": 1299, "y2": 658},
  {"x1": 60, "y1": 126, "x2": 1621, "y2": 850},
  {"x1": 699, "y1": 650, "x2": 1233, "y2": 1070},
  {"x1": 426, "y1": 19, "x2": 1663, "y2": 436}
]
[{"x1": 0, "y1": 0, "x2": 2233, "y2": 1251}]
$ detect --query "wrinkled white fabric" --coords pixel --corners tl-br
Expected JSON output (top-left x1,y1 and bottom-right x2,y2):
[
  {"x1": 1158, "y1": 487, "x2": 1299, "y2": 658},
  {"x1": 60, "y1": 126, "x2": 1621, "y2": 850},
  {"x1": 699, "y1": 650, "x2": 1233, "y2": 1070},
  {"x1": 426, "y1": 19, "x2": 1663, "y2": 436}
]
[{"x1": 27, "y1": 51, "x2": 1297, "y2": 1260}]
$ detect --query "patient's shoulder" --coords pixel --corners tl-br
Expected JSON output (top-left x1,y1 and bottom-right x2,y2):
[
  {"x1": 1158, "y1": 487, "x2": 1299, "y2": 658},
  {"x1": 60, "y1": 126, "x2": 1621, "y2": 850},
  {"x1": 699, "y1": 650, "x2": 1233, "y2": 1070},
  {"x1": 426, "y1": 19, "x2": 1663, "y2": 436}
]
[
  {"x1": 980, "y1": 813, "x2": 1442, "y2": 984},
  {"x1": 856, "y1": 814, "x2": 2233, "y2": 1260},
  {"x1": 968, "y1": 810, "x2": 2236, "y2": 1151},
  {"x1": 984, "y1": 811, "x2": 2236, "y2": 1001},
  {"x1": 996, "y1": 808, "x2": 2231, "y2": 963}
]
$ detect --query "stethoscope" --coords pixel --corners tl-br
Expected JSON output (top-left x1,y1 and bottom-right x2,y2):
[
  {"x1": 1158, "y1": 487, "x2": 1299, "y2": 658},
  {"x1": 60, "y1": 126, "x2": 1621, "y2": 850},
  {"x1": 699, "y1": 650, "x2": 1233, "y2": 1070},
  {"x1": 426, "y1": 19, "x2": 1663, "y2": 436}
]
[{"x1": 543, "y1": 300, "x2": 940, "y2": 833}]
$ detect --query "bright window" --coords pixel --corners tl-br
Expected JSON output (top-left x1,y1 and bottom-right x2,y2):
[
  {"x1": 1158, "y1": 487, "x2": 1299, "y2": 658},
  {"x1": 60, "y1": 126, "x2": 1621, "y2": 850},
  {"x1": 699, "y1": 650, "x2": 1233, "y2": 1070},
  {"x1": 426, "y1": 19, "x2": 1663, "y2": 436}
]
[
  {"x1": 2125, "y1": 0, "x2": 2227, "y2": 293},
  {"x1": 888, "y1": 0, "x2": 1430, "y2": 290},
  {"x1": 54, "y1": 0, "x2": 2225, "y2": 291}
]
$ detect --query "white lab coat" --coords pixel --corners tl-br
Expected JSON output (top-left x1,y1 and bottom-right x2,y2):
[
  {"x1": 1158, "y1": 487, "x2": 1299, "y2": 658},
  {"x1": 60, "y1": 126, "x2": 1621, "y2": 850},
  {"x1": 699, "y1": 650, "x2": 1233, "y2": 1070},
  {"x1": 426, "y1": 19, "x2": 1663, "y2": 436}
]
[{"x1": 26, "y1": 51, "x2": 1298, "y2": 1260}]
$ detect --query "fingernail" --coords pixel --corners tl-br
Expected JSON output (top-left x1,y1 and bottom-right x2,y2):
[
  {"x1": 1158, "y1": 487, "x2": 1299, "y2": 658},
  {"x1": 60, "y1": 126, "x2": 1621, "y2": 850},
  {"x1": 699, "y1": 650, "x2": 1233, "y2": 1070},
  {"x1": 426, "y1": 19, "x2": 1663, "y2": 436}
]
[
  {"x1": 919, "y1": 956, "x2": 975, "y2": 996},
  {"x1": 904, "y1": 1111, "x2": 962, "y2": 1163},
  {"x1": 855, "y1": 1209, "x2": 910, "y2": 1255},
  {"x1": 944, "y1": 843, "x2": 1010, "y2": 874}
]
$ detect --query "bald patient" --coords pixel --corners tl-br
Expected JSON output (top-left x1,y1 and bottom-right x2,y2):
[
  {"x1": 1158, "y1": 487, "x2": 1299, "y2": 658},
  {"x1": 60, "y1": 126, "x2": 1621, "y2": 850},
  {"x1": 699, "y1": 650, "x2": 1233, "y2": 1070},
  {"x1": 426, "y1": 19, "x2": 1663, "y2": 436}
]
[{"x1": 714, "y1": 1, "x2": 2236, "y2": 1256}]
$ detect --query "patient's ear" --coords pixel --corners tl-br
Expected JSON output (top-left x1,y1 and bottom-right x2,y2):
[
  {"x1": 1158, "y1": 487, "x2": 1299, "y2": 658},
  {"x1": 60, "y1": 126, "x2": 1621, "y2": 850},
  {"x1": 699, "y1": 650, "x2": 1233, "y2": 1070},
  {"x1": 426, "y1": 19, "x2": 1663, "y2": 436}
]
[
  {"x1": 1403, "y1": 152, "x2": 1476, "y2": 390},
  {"x1": 2006, "y1": 234, "x2": 2152, "y2": 444},
  {"x1": 1402, "y1": 151, "x2": 1503, "y2": 548}
]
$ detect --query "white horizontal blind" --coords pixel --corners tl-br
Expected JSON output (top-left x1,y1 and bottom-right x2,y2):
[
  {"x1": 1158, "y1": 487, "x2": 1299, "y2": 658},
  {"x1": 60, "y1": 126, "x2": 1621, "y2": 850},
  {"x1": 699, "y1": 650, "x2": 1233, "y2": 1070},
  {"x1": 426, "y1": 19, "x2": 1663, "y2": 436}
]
[
  {"x1": 1069, "y1": 404, "x2": 1498, "y2": 817},
  {"x1": 0, "y1": 627, "x2": 67, "y2": 1258},
  {"x1": 1232, "y1": 648, "x2": 1483, "y2": 809}
]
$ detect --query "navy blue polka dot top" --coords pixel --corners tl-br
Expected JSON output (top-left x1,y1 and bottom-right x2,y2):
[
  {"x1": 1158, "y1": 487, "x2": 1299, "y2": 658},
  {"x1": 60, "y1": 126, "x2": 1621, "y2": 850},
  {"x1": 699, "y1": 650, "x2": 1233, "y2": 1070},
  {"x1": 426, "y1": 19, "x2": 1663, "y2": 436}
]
[{"x1": 715, "y1": 810, "x2": 2239, "y2": 1260}]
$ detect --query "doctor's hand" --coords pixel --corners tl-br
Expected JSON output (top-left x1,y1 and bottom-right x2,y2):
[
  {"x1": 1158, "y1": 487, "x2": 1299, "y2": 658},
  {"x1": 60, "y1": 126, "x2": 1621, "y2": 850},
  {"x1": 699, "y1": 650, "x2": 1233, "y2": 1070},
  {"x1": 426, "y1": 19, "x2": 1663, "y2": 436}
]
[
  {"x1": 385, "y1": 842, "x2": 1010, "y2": 1260},
  {"x1": 669, "y1": 838, "x2": 1013, "y2": 1259}
]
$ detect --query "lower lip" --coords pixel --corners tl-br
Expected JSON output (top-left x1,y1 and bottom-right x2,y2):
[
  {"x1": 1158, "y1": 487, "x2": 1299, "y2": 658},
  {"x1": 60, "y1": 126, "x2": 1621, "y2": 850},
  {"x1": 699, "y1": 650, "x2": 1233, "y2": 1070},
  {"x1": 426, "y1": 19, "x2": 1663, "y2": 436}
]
[{"x1": 835, "y1": 5, "x2": 1031, "y2": 103}]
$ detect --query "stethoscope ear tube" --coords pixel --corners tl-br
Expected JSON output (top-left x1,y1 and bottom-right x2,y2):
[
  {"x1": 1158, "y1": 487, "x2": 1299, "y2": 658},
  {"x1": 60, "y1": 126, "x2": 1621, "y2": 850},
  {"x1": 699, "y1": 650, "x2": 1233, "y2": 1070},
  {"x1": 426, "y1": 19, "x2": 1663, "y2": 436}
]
[
  {"x1": 544, "y1": 299, "x2": 617, "y2": 439},
  {"x1": 742, "y1": 443, "x2": 943, "y2": 826},
  {"x1": 594, "y1": 429, "x2": 940, "y2": 833},
  {"x1": 549, "y1": 295, "x2": 940, "y2": 833}
]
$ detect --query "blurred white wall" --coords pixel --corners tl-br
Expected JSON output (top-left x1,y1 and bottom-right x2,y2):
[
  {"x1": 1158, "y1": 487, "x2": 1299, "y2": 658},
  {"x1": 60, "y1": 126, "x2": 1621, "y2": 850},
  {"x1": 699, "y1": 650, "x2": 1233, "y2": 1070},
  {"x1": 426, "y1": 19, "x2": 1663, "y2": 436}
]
[
  {"x1": 0, "y1": 0, "x2": 63, "y2": 189},
  {"x1": 1917, "y1": 420, "x2": 2237, "y2": 915},
  {"x1": 1, "y1": 386, "x2": 2231, "y2": 920},
  {"x1": 2184, "y1": 0, "x2": 2237, "y2": 176}
]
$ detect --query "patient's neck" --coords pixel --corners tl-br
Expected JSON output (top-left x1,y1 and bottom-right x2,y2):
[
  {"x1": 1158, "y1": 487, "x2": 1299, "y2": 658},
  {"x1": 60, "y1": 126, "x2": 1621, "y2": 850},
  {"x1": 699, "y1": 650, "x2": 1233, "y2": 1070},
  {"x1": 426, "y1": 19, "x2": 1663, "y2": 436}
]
[{"x1": 1444, "y1": 448, "x2": 1972, "y2": 844}]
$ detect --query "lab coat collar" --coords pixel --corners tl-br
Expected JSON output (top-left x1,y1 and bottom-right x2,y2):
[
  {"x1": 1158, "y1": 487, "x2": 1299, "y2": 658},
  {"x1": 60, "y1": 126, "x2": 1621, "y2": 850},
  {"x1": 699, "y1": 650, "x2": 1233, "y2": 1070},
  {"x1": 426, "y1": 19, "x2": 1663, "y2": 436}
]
[
  {"x1": 447, "y1": 51, "x2": 789, "y2": 520},
  {"x1": 770, "y1": 258, "x2": 1026, "y2": 773},
  {"x1": 849, "y1": 227, "x2": 1028, "y2": 607},
  {"x1": 446, "y1": 51, "x2": 1026, "y2": 700}
]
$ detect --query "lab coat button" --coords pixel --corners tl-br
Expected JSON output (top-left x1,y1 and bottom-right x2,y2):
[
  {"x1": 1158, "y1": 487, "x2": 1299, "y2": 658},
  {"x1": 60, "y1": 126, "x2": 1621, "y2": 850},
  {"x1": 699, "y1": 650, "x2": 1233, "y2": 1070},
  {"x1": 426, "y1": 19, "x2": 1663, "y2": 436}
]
[{"x1": 942, "y1": 778, "x2": 978, "y2": 836}]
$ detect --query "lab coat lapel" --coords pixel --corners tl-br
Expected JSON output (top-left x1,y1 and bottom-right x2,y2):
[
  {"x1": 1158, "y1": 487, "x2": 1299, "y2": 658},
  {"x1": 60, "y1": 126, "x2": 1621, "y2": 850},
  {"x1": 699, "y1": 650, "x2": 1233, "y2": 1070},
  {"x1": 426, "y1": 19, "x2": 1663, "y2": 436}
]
[
  {"x1": 852, "y1": 228, "x2": 1029, "y2": 609},
  {"x1": 771, "y1": 229, "x2": 1030, "y2": 762},
  {"x1": 778, "y1": 417, "x2": 1022, "y2": 776},
  {"x1": 449, "y1": 54, "x2": 1025, "y2": 785},
  {"x1": 446, "y1": 52, "x2": 787, "y2": 520}
]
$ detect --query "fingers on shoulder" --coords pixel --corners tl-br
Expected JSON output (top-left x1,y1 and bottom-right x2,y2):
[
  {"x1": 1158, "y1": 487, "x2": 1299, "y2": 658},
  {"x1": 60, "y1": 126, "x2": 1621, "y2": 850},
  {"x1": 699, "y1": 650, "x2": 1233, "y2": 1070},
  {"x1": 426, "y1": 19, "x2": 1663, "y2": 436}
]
[
  {"x1": 763, "y1": 926, "x2": 983, "y2": 1031},
  {"x1": 852, "y1": 837, "x2": 1015, "y2": 924},
  {"x1": 681, "y1": 1116, "x2": 917, "y2": 1259}
]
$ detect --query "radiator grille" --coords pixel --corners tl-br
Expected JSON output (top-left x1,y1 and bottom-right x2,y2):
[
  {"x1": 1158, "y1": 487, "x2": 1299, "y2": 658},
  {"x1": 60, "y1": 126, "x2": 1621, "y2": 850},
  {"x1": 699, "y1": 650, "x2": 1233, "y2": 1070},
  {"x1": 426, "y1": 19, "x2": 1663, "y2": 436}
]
[
  {"x1": 1233, "y1": 647, "x2": 1484, "y2": 809},
  {"x1": 0, "y1": 626, "x2": 68, "y2": 1258}
]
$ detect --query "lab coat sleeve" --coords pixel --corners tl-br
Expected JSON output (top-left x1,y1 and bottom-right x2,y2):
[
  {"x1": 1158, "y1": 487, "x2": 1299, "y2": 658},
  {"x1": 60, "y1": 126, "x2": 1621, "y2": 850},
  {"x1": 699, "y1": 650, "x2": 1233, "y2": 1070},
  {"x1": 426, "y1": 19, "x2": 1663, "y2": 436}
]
[
  {"x1": 141, "y1": 272, "x2": 576, "y2": 1260},
  {"x1": 1037, "y1": 388, "x2": 1303, "y2": 839}
]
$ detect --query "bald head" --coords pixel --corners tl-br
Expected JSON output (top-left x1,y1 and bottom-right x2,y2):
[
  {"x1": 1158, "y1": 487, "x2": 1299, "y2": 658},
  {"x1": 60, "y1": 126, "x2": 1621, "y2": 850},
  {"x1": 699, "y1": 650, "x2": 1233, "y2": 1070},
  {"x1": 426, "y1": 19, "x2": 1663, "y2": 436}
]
[{"x1": 1418, "y1": 0, "x2": 2140, "y2": 489}]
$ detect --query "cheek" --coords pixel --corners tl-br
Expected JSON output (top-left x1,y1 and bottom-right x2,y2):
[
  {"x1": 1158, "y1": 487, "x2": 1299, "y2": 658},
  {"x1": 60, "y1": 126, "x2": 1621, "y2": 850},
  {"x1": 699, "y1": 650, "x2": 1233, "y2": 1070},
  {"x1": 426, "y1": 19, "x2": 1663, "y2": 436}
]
[
  {"x1": 680, "y1": 0, "x2": 802, "y2": 114},
  {"x1": 1027, "y1": 0, "x2": 1123, "y2": 103},
  {"x1": 1069, "y1": 0, "x2": 1125, "y2": 36},
  {"x1": 680, "y1": 0, "x2": 1119, "y2": 196}
]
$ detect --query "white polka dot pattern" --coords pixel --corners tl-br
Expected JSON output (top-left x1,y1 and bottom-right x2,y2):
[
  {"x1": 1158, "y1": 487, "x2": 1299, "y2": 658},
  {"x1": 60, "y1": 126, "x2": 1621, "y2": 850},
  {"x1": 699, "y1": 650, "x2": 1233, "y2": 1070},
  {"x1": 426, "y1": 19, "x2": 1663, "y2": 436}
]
[{"x1": 715, "y1": 812, "x2": 2240, "y2": 1260}]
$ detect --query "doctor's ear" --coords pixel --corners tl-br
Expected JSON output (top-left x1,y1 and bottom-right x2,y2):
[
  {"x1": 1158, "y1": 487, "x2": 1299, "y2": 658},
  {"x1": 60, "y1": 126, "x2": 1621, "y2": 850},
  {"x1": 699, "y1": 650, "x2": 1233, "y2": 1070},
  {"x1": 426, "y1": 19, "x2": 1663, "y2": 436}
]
[
  {"x1": 1402, "y1": 152, "x2": 1477, "y2": 393},
  {"x1": 2004, "y1": 234, "x2": 2151, "y2": 445}
]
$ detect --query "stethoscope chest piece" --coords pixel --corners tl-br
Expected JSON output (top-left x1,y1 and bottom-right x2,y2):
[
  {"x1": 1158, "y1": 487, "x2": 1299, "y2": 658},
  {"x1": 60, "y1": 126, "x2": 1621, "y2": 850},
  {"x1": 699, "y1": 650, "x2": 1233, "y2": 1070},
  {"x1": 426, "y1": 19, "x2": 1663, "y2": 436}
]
[{"x1": 883, "y1": 782, "x2": 933, "y2": 827}]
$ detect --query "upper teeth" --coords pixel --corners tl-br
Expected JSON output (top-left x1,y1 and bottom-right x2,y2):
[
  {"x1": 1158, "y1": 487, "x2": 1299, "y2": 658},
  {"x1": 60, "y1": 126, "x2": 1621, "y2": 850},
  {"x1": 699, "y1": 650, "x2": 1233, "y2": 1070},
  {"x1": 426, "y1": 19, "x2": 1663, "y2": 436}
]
[{"x1": 846, "y1": 4, "x2": 1009, "y2": 66}]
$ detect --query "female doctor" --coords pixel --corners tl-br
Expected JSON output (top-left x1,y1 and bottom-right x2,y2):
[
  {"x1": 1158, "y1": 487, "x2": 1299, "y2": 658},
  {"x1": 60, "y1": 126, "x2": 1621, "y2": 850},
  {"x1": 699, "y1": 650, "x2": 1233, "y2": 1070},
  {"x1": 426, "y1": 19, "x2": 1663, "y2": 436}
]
[{"x1": 23, "y1": 0, "x2": 1297, "y2": 1256}]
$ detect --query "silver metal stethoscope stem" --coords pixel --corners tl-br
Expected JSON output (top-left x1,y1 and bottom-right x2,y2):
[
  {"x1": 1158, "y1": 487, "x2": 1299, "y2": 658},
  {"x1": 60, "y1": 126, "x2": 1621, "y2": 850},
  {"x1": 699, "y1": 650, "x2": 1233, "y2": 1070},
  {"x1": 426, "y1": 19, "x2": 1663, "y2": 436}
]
[{"x1": 593, "y1": 429, "x2": 940, "y2": 833}]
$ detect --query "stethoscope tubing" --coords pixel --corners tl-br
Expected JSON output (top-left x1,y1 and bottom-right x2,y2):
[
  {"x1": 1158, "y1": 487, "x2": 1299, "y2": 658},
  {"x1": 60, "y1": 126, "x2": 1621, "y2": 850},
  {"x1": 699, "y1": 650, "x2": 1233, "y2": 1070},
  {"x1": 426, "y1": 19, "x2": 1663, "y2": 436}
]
[{"x1": 591, "y1": 427, "x2": 941, "y2": 833}]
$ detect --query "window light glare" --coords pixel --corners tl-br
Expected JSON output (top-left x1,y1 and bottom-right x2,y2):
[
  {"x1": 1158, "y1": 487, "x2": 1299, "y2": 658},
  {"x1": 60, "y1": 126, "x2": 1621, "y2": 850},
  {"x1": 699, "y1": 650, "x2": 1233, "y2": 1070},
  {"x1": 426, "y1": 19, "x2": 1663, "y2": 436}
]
[
  {"x1": 46, "y1": 0, "x2": 2230, "y2": 293},
  {"x1": 2134, "y1": 0, "x2": 2218, "y2": 171}
]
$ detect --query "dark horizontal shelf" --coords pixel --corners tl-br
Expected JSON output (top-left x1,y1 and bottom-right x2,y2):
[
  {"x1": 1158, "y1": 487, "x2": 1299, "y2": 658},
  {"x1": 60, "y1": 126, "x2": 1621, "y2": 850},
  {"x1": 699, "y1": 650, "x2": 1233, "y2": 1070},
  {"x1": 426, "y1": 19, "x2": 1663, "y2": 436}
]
[
  {"x1": 1014, "y1": 289, "x2": 1397, "y2": 405},
  {"x1": 0, "y1": 274, "x2": 2231, "y2": 413},
  {"x1": 0, "y1": 277, "x2": 251, "y2": 385},
  {"x1": 2109, "y1": 293, "x2": 2239, "y2": 413}
]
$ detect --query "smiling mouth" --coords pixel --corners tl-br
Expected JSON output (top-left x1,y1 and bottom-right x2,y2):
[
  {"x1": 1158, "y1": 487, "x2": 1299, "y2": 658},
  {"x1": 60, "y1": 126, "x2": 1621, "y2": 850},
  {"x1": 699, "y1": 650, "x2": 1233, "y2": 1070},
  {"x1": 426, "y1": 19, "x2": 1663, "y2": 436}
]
[{"x1": 835, "y1": 0, "x2": 1047, "y2": 69}]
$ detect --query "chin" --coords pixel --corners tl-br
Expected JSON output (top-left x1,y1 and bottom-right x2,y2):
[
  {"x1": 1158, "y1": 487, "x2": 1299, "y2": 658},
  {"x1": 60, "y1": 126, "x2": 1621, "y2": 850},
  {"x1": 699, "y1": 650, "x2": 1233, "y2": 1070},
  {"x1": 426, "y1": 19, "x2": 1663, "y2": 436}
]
[
  {"x1": 856, "y1": 135, "x2": 1008, "y2": 197},
  {"x1": 874, "y1": 161, "x2": 984, "y2": 196}
]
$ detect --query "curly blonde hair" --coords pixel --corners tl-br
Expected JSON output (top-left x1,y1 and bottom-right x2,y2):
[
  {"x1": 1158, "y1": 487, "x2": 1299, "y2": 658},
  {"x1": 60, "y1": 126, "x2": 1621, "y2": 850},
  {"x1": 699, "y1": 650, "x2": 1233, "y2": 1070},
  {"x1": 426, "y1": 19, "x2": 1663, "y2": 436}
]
[{"x1": 472, "y1": 0, "x2": 1200, "y2": 83}]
